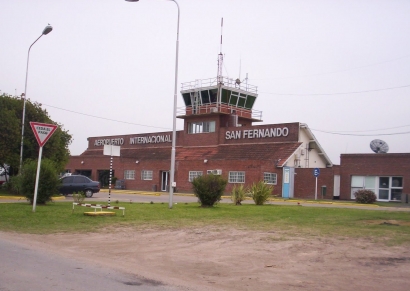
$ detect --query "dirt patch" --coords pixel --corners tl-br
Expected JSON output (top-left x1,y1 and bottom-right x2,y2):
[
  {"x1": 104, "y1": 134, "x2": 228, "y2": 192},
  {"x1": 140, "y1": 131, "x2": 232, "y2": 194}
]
[
  {"x1": 2, "y1": 227, "x2": 410, "y2": 291},
  {"x1": 363, "y1": 220, "x2": 410, "y2": 226}
]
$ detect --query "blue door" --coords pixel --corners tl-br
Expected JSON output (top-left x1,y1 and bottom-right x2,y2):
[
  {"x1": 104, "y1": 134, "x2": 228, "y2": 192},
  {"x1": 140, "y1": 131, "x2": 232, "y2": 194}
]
[{"x1": 282, "y1": 167, "x2": 294, "y2": 198}]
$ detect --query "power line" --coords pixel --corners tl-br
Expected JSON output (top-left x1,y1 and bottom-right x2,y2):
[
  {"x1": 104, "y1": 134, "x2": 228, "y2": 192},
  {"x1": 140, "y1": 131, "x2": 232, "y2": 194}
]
[
  {"x1": 42, "y1": 103, "x2": 172, "y2": 131},
  {"x1": 319, "y1": 124, "x2": 410, "y2": 133},
  {"x1": 260, "y1": 84, "x2": 410, "y2": 96},
  {"x1": 251, "y1": 54, "x2": 410, "y2": 81},
  {"x1": 311, "y1": 129, "x2": 410, "y2": 136}
]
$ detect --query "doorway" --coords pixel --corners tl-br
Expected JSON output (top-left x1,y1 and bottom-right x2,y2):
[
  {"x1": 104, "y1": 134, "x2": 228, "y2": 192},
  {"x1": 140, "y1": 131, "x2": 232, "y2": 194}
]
[
  {"x1": 282, "y1": 167, "x2": 295, "y2": 198},
  {"x1": 98, "y1": 170, "x2": 114, "y2": 188},
  {"x1": 161, "y1": 171, "x2": 169, "y2": 192}
]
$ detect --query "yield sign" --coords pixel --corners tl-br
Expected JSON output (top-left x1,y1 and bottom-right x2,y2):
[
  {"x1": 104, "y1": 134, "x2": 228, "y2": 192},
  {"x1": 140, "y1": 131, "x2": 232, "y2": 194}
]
[{"x1": 30, "y1": 122, "x2": 58, "y2": 147}]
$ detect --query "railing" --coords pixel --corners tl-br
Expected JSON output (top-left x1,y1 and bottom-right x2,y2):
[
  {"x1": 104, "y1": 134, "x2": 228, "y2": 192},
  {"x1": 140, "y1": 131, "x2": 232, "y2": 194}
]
[
  {"x1": 177, "y1": 103, "x2": 262, "y2": 120},
  {"x1": 181, "y1": 76, "x2": 258, "y2": 94}
]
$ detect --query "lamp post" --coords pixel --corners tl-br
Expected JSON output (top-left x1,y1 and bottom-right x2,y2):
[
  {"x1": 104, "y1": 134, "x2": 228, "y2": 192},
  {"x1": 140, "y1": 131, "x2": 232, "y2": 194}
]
[
  {"x1": 19, "y1": 25, "x2": 53, "y2": 174},
  {"x1": 125, "y1": 0, "x2": 180, "y2": 209}
]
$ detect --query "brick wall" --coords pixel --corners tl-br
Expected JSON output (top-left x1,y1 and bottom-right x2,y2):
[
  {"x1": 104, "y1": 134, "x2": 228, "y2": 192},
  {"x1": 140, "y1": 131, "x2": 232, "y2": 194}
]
[
  {"x1": 67, "y1": 150, "x2": 338, "y2": 198},
  {"x1": 340, "y1": 154, "x2": 410, "y2": 200},
  {"x1": 293, "y1": 167, "x2": 338, "y2": 199},
  {"x1": 176, "y1": 159, "x2": 282, "y2": 196}
]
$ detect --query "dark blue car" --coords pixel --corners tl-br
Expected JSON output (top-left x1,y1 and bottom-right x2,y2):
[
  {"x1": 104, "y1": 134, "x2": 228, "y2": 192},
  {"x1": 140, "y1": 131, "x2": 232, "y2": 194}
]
[{"x1": 59, "y1": 175, "x2": 100, "y2": 197}]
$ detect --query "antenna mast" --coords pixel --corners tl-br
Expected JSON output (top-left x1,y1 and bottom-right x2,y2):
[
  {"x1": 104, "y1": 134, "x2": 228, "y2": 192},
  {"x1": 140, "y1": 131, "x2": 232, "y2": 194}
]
[{"x1": 217, "y1": 18, "x2": 223, "y2": 84}]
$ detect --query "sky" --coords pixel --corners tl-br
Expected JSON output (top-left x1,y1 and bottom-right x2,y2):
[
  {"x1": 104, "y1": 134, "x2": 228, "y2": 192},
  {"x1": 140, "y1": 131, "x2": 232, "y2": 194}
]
[{"x1": 1, "y1": 0, "x2": 410, "y2": 165}]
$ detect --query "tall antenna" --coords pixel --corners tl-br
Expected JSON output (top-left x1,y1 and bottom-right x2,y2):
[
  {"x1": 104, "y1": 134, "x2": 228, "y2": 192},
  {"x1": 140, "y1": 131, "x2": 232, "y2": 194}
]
[
  {"x1": 239, "y1": 58, "x2": 241, "y2": 80},
  {"x1": 217, "y1": 17, "x2": 223, "y2": 84}
]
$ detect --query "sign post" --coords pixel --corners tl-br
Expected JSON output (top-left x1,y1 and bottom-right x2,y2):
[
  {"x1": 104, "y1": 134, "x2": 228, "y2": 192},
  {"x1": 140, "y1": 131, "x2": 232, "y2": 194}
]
[
  {"x1": 30, "y1": 122, "x2": 58, "y2": 212},
  {"x1": 313, "y1": 168, "x2": 320, "y2": 200},
  {"x1": 103, "y1": 145, "x2": 121, "y2": 206}
]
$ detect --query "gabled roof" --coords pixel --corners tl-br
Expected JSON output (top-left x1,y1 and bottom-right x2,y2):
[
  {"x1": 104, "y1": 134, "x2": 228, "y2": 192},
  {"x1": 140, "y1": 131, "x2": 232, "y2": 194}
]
[
  {"x1": 79, "y1": 142, "x2": 302, "y2": 166},
  {"x1": 300, "y1": 123, "x2": 333, "y2": 167}
]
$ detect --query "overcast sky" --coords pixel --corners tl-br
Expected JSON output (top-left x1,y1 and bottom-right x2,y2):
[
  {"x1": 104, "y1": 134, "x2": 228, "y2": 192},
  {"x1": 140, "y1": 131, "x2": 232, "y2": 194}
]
[{"x1": 1, "y1": 0, "x2": 409, "y2": 164}]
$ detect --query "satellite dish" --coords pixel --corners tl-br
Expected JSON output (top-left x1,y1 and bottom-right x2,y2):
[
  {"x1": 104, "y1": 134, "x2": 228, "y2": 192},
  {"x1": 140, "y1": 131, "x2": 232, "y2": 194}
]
[{"x1": 370, "y1": 139, "x2": 389, "y2": 153}]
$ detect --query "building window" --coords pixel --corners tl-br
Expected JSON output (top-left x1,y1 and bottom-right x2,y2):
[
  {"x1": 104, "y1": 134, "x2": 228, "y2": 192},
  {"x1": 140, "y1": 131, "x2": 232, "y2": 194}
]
[
  {"x1": 389, "y1": 177, "x2": 402, "y2": 201},
  {"x1": 350, "y1": 176, "x2": 402, "y2": 201},
  {"x1": 141, "y1": 170, "x2": 153, "y2": 180},
  {"x1": 263, "y1": 172, "x2": 277, "y2": 185},
  {"x1": 189, "y1": 171, "x2": 203, "y2": 182},
  {"x1": 229, "y1": 171, "x2": 245, "y2": 183},
  {"x1": 124, "y1": 170, "x2": 135, "y2": 180},
  {"x1": 188, "y1": 121, "x2": 215, "y2": 134}
]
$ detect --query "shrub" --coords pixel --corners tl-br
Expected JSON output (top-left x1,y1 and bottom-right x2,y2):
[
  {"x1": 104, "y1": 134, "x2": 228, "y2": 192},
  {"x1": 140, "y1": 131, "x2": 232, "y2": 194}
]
[
  {"x1": 21, "y1": 159, "x2": 61, "y2": 205},
  {"x1": 249, "y1": 181, "x2": 273, "y2": 205},
  {"x1": 72, "y1": 191, "x2": 86, "y2": 203},
  {"x1": 354, "y1": 189, "x2": 377, "y2": 204},
  {"x1": 231, "y1": 184, "x2": 247, "y2": 205},
  {"x1": 191, "y1": 174, "x2": 227, "y2": 207},
  {"x1": 5, "y1": 175, "x2": 23, "y2": 194}
]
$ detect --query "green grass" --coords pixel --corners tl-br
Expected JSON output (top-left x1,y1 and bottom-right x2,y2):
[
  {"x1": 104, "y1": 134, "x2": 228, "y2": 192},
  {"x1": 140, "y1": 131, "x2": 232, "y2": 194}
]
[{"x1": 0, "y1": 201, "x2": 410, "y2": 245}]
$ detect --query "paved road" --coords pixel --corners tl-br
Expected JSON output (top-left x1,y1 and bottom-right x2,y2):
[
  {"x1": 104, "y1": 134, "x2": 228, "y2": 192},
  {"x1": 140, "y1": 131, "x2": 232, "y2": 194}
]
[{"x1": 0, "y1": 236, "x2": 179, "y2": 291}]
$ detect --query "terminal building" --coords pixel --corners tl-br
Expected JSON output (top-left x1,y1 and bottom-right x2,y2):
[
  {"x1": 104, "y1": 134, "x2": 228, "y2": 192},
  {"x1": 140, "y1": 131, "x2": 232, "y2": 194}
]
[
  {"x1": 66, "y1": 75, "x2": 338, "y2": 199},
  {"x1": 66, "y1": 68, "x2": 409, "y2": 202}
]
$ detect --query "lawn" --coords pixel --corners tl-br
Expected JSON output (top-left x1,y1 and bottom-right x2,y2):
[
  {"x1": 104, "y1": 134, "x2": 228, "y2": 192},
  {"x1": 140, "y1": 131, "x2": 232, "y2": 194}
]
[{"x1": 0, "y1": 201, "x2": 410, "y2": 245}]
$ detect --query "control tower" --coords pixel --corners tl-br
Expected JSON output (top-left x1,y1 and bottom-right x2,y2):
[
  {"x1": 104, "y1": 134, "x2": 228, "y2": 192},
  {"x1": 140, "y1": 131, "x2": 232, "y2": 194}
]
[
  {"x1": 177, "y1": 19, "x2": 262, "y2": 128},
  {"x1": 178, "y1": 76, "x2": 262, "y2": 127}
]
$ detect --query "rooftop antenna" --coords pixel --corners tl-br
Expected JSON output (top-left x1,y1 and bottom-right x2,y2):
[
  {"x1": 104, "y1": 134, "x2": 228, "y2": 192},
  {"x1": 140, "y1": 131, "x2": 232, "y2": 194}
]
[
  {"x1": 217, "y1": 17, "x2": 223, "y2": 84},
  {"x1": 370, "y1": 139, "x2": 389, "y2": 153},
  {"x1": 235, "y1": 57, "x2": 249, "y2": 89},
  {"x1": 235, "y1": 58, "x2": 242, "y2": 87}
]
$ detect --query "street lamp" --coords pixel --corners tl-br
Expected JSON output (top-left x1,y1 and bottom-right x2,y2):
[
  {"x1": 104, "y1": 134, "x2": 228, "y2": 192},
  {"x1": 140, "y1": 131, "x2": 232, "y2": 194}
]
[
  {"x1": 126, "y1": 0, "x2": 180, "y2": 209},
  {"x1": 19, "y1": 25, "x2": 53, "y2": 174}
]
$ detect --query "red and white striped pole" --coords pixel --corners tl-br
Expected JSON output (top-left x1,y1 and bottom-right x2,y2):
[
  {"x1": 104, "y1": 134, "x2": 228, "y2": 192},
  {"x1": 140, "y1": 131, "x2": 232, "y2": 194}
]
[{"x1": 108, "y1": 155, "x2": 113, "y2": 206}]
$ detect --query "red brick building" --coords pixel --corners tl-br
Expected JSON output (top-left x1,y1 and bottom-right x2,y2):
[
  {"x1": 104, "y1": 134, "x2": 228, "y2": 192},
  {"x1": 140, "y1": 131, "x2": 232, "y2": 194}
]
[
  {"x1": 66, "y1": 76, "x2": 335, "y2": 198},
  {"x1": 66, "y1": 74, "x2": 410, "y2": 202},
  {"x1": 339, "y1": 153, "x2": 410, "y2": 201}
]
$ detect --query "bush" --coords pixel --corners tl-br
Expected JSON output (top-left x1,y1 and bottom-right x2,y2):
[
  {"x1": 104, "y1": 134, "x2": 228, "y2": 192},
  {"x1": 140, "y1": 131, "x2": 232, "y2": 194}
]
[
  {"x1": 354, "y1": 189, "x2": 377, "y2": 204},
  {"x1": 21, "y1": 159, "x2": 61, "y2": 205},
  {"x1": 231, "y1": 184, "x2": 247, "y2": 205},
  {"x1": 191, "y1": 174, "x2": 227, "y2": 207},
  {"x1": 5, "y1": 175, "x2": 23, "y2": 194},
  {"x1": 249, "y1": 181, "x2": 273, "y2": 205},
  {"x1": 72, "y1": 191, "x2": 86, "y2": 203}
]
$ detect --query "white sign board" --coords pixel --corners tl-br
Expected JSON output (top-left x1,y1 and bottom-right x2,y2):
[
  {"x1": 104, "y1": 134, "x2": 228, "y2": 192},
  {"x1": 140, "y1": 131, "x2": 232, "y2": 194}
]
[
  {"x1": 29, "y1": 122, "x2": 58, "y2": 212},
  {"x1": 30, "y1": 122, "x2": 58, "y2": 147},
  {"x1": 103, "y1": 145, "x2": 121, "y2": 156}
]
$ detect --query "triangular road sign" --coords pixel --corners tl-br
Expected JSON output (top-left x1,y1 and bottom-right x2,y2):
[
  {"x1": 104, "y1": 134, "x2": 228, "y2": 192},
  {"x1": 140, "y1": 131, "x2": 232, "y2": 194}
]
[{"x1": 30, "y1": 122, "x2": 58, "y2": 147}]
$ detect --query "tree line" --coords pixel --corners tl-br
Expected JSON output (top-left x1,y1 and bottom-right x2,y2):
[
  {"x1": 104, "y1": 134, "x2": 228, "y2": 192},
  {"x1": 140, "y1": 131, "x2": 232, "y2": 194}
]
[{"x1": 0, "y1": 93, "x2": 72, "y2": 180}]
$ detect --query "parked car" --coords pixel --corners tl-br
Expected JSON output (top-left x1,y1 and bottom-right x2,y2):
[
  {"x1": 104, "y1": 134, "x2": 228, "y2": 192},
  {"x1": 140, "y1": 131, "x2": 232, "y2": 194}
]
[{"x1": 59, "y1": 175, "x2": 100, "y2": 197}]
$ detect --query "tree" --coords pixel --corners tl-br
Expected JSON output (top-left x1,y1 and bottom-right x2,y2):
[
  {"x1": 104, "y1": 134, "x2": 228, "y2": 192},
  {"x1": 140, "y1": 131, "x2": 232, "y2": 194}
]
[
  {"x1": 191, "y1": 174, "x2": 227, "y2": 207},
  {"x1": 0, "y1": 93, "x2": 72, "y2": 175}
]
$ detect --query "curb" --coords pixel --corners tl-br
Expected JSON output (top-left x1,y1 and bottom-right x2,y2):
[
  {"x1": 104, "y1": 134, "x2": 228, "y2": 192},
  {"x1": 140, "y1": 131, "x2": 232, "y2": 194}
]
[
  {"x1": 0, "y1": 196, "x2": 25, "y2": 200},
  {"x1": 99, "y1": 189, "x2": 162, "y2": 196},
  {"x1": 0, "y1": 196, "x2": 65, "y2": 201}
]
